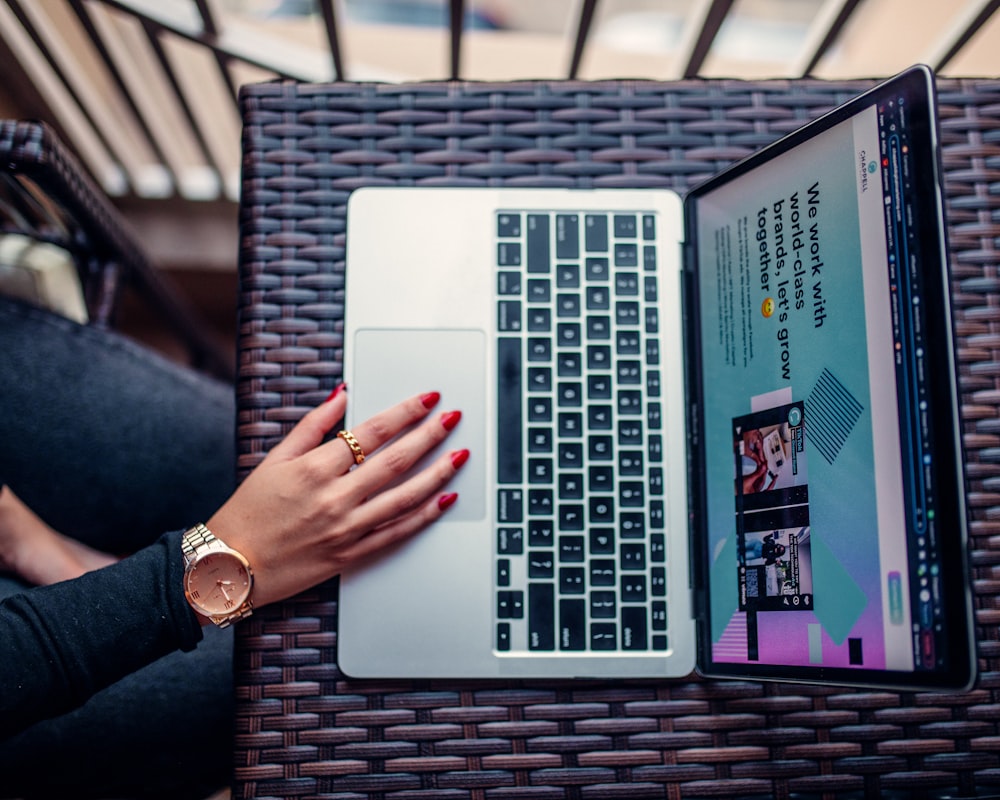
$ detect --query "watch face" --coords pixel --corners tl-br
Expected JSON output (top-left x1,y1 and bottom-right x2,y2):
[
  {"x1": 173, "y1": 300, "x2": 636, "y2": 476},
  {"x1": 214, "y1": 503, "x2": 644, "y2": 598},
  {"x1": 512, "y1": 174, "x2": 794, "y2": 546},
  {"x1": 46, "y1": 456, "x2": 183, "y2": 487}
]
[{"x1": 184, "y1": 551, "x2": 252, "y2": 617}]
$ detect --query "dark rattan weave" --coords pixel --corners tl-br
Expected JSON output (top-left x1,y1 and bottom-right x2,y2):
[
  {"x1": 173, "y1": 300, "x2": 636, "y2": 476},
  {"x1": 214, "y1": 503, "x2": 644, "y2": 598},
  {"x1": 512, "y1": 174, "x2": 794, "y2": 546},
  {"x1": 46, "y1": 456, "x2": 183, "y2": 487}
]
[{"x1": 233, "y1": 78, "x2": 1000, "y2": 799}]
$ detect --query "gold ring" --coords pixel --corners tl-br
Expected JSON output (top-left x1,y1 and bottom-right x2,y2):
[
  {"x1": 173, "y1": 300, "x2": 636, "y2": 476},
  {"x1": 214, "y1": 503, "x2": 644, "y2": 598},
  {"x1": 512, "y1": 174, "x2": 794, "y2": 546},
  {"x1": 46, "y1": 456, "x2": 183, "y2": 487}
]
[{"x1": 337, "y1": 429, "x2": 366, "y2": 465}]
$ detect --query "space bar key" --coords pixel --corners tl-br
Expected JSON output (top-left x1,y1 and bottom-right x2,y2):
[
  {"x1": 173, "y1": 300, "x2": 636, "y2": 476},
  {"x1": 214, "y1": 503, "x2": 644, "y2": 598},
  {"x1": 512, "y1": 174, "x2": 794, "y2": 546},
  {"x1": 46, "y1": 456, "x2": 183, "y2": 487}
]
[{"x1": 497, "y1": 337, "x2": 522, "y2": 483}]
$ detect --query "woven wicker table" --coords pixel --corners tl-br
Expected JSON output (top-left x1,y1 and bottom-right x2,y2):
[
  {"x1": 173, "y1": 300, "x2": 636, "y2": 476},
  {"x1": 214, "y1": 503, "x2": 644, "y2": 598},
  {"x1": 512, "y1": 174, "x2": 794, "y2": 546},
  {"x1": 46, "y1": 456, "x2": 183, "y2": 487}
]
[{"x1": 232, "y1": 77, "x2": 1000, "y2": 799}]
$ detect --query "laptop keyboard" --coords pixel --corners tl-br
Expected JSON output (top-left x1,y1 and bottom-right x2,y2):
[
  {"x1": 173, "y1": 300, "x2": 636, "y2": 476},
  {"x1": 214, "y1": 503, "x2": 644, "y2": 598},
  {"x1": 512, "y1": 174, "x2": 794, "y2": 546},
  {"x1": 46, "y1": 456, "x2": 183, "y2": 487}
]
[{"x1": 494, "y1": 209, "x2": 668, "y2": 654}]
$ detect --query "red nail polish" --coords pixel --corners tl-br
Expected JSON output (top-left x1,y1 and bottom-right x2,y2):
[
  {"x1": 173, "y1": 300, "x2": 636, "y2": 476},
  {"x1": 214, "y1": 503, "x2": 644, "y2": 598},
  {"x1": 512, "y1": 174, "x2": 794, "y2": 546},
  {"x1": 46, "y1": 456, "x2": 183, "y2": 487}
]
[
  {"x1": 438, "y1": 492, "x2": 458, "y2": 511},
  {"x1": 325, "y1": 383, "x2": 347, "y2": 402},
  {"x1": 451, "y1": 449, "x2": 470, "y2": 469},
  {"x1": 421, "y1": 391, "x2": 441, "y2": 409},
  {"x1": 441, "y1": 410, "x2": 462, "y2": 431}
]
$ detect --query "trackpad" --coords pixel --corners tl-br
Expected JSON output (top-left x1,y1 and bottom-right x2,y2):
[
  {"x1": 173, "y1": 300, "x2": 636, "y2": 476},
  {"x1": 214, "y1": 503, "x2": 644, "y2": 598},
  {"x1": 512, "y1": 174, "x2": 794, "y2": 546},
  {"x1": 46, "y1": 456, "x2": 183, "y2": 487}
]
[{"x1": 350, "y1": 328, "x2": 487, "y2": 521}]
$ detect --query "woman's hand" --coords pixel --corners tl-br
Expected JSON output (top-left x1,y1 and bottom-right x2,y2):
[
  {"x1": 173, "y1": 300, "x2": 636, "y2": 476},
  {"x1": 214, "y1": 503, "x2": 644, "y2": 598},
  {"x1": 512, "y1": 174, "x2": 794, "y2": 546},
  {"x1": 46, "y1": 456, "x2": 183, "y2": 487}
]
[{"x1": 206, "y1": 387, "x2": 467, "y2": 609}]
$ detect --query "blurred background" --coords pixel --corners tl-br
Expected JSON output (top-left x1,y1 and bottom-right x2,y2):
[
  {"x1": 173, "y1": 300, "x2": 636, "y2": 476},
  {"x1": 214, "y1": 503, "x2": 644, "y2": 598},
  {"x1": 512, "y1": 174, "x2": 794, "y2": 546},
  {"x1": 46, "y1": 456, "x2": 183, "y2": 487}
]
[{"x1": 0, "y1": 0, "x2": 996, "y2": 369}]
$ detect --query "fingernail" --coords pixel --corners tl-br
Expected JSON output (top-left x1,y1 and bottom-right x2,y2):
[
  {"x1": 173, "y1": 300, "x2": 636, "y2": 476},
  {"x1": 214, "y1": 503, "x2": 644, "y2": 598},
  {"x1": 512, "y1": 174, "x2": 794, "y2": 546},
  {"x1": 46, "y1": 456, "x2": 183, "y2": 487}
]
[
  {"x1": 450, "y1": 449, "x2": 470, "y2": 469},
  {"x1": 325, "y1": 383, "x2": 347, "y2": 402},
  {"x1": 421, "y1": 391, "x2": 441, "y2": 409},
  {"x1": 438, "y1": 492, "x2": 458, "y2": 511},
  {"x1": 441, "y1": 410, "x2": 462, "y2": 431}
]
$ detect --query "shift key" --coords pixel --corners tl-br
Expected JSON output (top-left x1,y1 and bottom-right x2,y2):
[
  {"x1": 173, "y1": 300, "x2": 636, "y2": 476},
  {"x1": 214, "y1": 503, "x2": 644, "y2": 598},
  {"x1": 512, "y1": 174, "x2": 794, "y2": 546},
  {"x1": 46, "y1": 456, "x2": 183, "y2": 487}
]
[{"x1": 559, "y1": 598, "x2": 585, "y2": 650}]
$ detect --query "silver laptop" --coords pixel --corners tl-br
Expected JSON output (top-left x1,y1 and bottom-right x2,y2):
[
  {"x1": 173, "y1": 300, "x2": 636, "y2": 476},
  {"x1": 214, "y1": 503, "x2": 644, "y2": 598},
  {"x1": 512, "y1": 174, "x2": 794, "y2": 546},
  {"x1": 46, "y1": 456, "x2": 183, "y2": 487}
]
[{"x1": 337, "y1": 67, "x2": 977, "y2": 690}]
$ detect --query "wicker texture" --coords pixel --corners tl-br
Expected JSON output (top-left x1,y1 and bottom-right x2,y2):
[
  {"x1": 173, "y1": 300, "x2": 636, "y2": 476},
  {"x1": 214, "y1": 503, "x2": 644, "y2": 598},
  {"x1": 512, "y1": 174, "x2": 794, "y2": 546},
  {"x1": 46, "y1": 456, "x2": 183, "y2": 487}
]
[{"x1": 233, "y1": 78, "x2": 1000, "y2": 799}]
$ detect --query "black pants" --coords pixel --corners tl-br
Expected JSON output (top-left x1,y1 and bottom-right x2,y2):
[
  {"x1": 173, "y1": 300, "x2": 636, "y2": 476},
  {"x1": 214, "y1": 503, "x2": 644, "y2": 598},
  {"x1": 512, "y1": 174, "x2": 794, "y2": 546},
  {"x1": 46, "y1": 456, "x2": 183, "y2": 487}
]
[{"x1": 0, "y1": 298, "x2": 236, "y2": 799}]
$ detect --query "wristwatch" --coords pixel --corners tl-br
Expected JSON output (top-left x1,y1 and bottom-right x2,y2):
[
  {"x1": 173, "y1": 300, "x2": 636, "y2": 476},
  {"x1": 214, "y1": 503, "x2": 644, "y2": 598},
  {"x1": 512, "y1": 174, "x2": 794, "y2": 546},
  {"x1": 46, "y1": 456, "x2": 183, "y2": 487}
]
[{"x1": 181, "y1": 523, "x2": 254, "y2": 628}]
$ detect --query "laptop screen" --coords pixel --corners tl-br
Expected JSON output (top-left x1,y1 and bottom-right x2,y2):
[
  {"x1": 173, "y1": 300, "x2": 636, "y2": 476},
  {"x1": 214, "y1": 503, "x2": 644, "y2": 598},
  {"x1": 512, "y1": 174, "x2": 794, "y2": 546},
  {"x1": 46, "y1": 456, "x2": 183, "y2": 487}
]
[{"x1": 685, "y1": 66, "x2": 975, "y2": 689}]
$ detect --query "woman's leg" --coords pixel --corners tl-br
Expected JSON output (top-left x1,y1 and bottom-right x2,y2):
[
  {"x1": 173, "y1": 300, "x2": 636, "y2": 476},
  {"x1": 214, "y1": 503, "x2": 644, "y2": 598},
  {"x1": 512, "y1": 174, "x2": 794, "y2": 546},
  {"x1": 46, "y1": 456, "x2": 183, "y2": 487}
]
[
  {"x1": 0, "y1": 297, "x2": 235, "y2": 552},
  {"x1": 0, "y1": 298, "x2": 237, "y2": 798}
]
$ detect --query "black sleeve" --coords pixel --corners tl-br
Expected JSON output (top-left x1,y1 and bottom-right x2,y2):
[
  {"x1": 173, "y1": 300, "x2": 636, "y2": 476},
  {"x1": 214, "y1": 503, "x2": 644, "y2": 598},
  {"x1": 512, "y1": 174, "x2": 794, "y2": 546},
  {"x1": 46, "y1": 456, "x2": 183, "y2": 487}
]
[{"x1": 0, "y1": 529, "x2": 204, "y2": 738}]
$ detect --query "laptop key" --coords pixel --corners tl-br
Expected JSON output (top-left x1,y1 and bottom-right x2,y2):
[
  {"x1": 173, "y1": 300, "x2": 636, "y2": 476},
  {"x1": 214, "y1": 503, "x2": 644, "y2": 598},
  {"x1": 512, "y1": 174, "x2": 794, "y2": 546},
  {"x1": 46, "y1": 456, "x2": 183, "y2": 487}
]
[
  {"x1": 560, "y1": 535, "x2": 585, "y2": 562},
  {"x1": 591, "y1": 622, "x2": 617, "y2": 650},
  {"x1": 556, "y1": 214, "x2": 580, "y2": 259},
  {"x1": 528, "y1": 366, "x2": 551, "y2": 392},
  {"x1": 590, "y1": 591, "x2": 616, "y2": 619},
  {"x1": 528, "y1": 397, "x2": 552, "y2": 422},
  {"x1": 614, "y1": 214, "x2": 637, "y2": 238},
  {"x1": 556, "y1": 264, "x2": 579, "y2": 288},
  {"x1": 614, "y1": 243, "x2": 638, "y2": 267},
  {"x1": 620, "y1": 481, "x2": 645, "y2": 507},
  {"x1": 497, "y1": 241, "x2": 521, "y2": 266},
  {"x1": 590, "y1": 560, "x2": 616, "y2": 586},
  {"x1": 498, "y1": 271, "x2": 521, "y2": 294},
  {"x1": 587, "y1": 314, "x2": 611, "y2": 339},
  {"x1": 588, "y1": 466, "x2": 614, "y2": 492},
  {"x1": 498, "y1": 527, "x2": 524, "y2": 555},
  {"x1": 589, "y1": 528, "x2": 615, "y2": 555},
  {"x1": 528, "y1": 278, "x2": 551, "y2": 302},
  {"x1": 558, "y1": 473, "x2": 584, "y2": 499},
  {"x1": 528, "y1": 428, "x2": 553, "y2": 453},
  {"x1": 651, "y1": 567, "x2": 667, "y2": 596},
  {"x1": 497, "y1": 489, "x2": 523, "y2": 522},
  {"x1": 527, "y1": 307, "x2": 551, "y2": 332},
  {"x1": 529, "y1": 583, "x2": 555, "y2": 650},
  {"x1": 529, "y1": 552, "x2": 554, "y2": 579},
  {"x1": 620, "y1": 512, "x2": 645, "y2": 539},
  {"x1": 560, "y1": 567, "x2": 585, "y2": 594},
  {"x1": 586, "y1": 286, "x2": 610, "y2": 310},
  {"x1": 643, "y1": 245, "x2": 657, "y2": 271},
  {"x1": 529, "y1": 520, "x2": 554, "y2": 547},
  {"x1": 498, "y1": 300, "x2": 521, "y2": 331},
  {"x1": 585, "y1": 214, "x2": 609, "y2": 252},
  {"x1": 618, "y1": 390, "x2": 643, "y2": 415},
  {"x1": 497, "y1": 337, "x2": 522, "y2": 483},
  {"x1": 622, "y1": 575, "x2": 647, "y2": 603},
  {"x1": 498, "y1": 559, "x2": 511, "y2": 586},
  {"x1": 528, "y1": 337, "x2": 551, "y2": 361},
  {"x1": 526, "y1": 214, "x2": 550, "y2": 273},
  {"x1": 528, "y1": 489, "x2": 553, "y2": 516},
  {"x1": 649, "y1": 501, "x2": 665, "y2": 529},
  {"x1": 652, "y1": 601, "x2": 667, "y2": 631},
  {"x1": 622, "y1": 607, "x2": 648, "y2": 650},
  {"x1": 528, "y1": 457, "x2": 553, "y2": 484},
  {"x1": 497, "y1": 212, "x2": 521, "y2": 238},
  {"x1": 558, "y1": 442, "x2": 583, "y2": 468},
  {"x1": 647, "y1": 370, "x2": 661, "y2": 397},
  {"x1": 587, "y1": 344, "x2": 611, "y2": 368},
  {"x1": 650, "y1": 534, "x2": 666, "y2": 562},
  {"x1": 497, "y1": 591, "x2": 524, "y2": 619},
  {"x1": 557, "y1": 293, "x2": 581, "y2": 317},
  {"x1": 615, "y1": 272, "x2": 639, "y2": 296},
  {"x1": 585, "y1": 257, "x2": 610, "y2": 281},
  {"x1": 589, "y1": 497, "x2": 614, "y2": 524},
  {"x1": 559, "y1": 599, "x2": 586, "y2": 650},
  {"x1": 559, "y1": 504, "x2": 585, "y2": 530},
  {"x1": 616, "y1": 301, "x2": 640, "y2": 325},
  {"x1": 642, "y1": 214, "x2": 655, "y2": 240},
  {"x1": 621, "y1": 543, "x2": 646, "y2": 570}
]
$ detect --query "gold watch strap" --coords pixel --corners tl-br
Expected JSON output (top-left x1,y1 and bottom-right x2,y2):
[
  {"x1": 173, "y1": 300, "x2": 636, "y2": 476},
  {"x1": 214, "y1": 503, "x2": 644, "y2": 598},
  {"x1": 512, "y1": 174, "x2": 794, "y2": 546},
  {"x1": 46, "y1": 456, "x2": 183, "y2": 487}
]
[{"x1": 181, "y1": 523, "x2": 217, "y2": 563}]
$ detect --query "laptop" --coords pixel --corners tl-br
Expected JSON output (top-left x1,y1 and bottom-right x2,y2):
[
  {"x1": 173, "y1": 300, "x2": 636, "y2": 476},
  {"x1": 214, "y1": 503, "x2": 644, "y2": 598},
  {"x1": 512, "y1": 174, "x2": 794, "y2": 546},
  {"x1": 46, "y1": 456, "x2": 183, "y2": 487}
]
[{"x1": 337, "y1": 65, "x2": 977, "y2": 691}]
